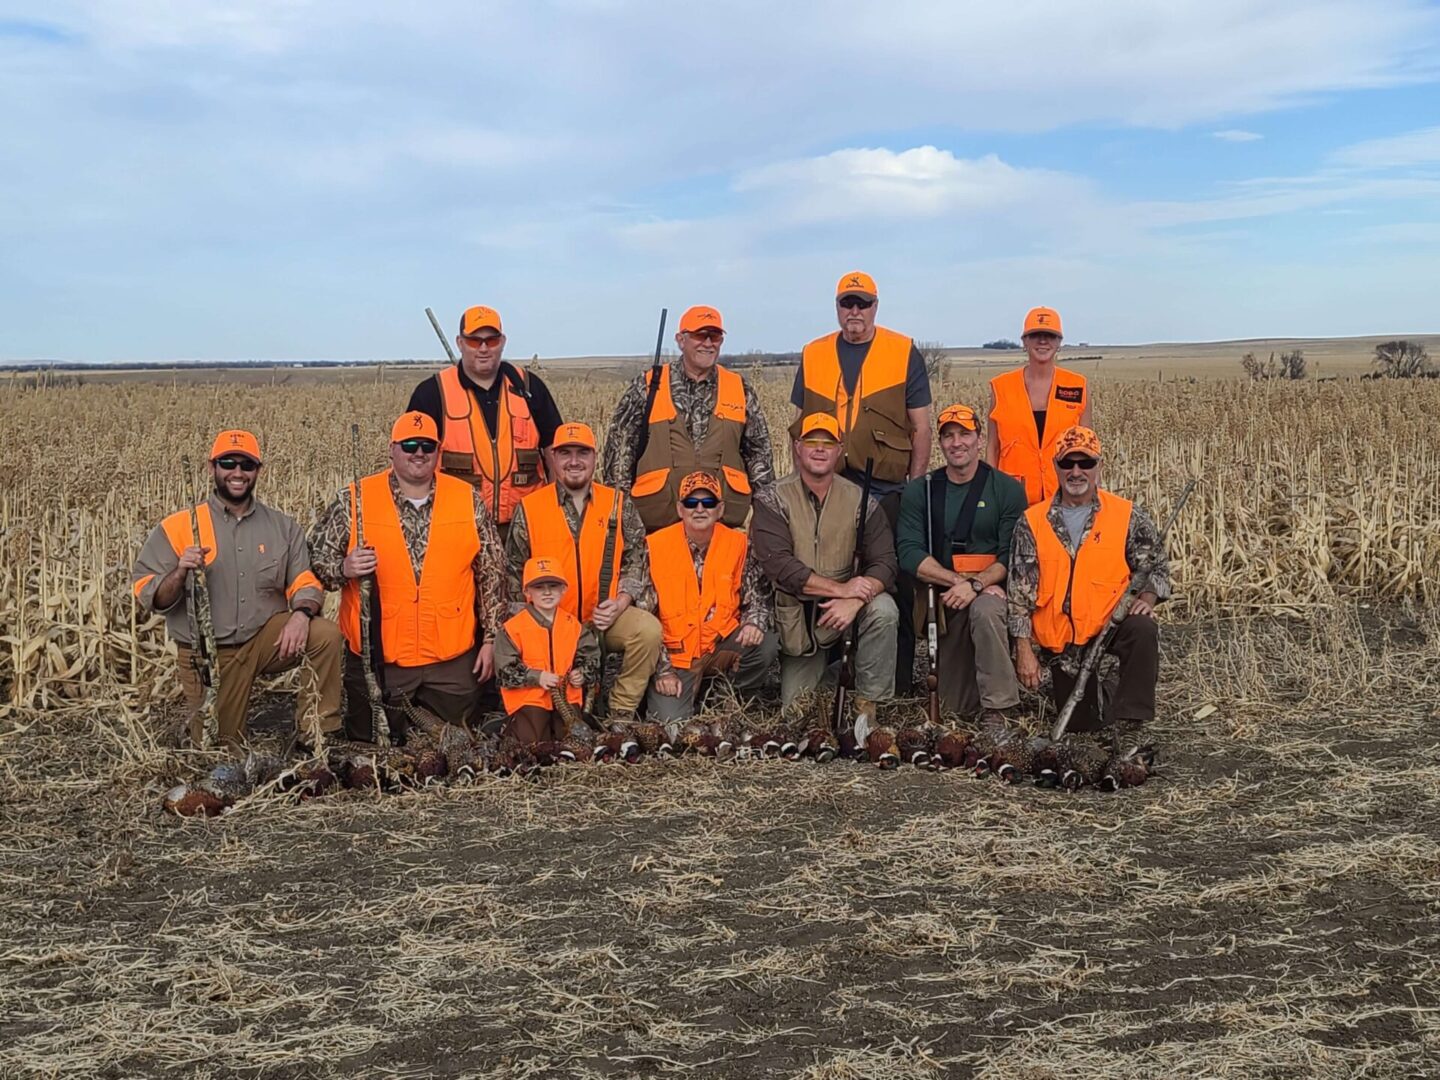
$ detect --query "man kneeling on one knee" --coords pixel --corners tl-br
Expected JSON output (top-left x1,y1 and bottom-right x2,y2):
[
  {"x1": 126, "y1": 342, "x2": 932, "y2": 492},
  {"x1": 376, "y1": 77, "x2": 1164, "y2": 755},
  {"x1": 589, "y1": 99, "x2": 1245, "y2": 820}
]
[
  {"x1": 751, "y1": 414, "x2": 899, "y2": 717},
  {"x1": 896, "y1": 403, "x2": 1026, "y2": 721},
  {"x1": 646, "y1": 471, "x2": 778, "y2": 724}
]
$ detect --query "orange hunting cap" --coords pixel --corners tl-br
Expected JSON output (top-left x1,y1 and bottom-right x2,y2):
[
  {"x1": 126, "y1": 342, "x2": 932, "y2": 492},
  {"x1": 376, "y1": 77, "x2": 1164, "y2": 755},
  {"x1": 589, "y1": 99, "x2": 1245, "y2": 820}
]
[
  {"x1": 523, "y1": 556, "x2": 568, "y2": 588},
  {"x1": 552, "y1": 422, "x2": 596, "y2": 450},
  {"x1": 937, "y1": 403, "x2": 980, "y2": 433},
  {"x1": 799, "y1": 413, "x2": 842, "y2": 441},
  {"x1": 679, "y1": 305, "x2": 724, "y2": 333},
  {"x1": 678, "y1": 470, "x2": 722, "y2": 500},
  {"x1": 459, "y1": 305, "x2": 503, "y2": 336},
  {"x1": 1053, "y1": 425, "x2": 1102, "y2": 461},
  {"x1": 390, "y1": 411, "x2": 439, "y2": 443},
  {"x1": 836, "y1": 271, "x2": 877, "y2": 300},
  {"x1": 1023, "y1": 306, "x2": 1063, "y2": 337},
  {"x1": 210, "y1": 429, "x2": 262, "y2": 463}
]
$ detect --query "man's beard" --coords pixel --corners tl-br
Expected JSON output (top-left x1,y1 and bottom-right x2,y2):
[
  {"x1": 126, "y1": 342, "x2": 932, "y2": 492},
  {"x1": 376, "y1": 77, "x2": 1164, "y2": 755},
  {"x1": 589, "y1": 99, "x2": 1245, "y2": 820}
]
[{"x1": 214, "y1": 478, "x2": 252, "y2": 505}]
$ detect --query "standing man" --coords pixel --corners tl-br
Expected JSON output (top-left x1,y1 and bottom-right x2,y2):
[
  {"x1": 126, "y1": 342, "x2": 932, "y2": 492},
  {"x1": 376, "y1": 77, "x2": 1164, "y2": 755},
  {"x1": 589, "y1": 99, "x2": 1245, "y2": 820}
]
[
  {"x1": 646, "y1": 471, "x2": 778, "y2": 724},
  {"x1": 505, "y1": 422, "x2": 663, "y2": 723},
  {"x1": 895, "y1": 404, "x2": 1026, "y2": 720},
  {"x1": 309, "y1": 412, "x2": 508, "y2": 739},
  {"x1": 1007, "y1": 427, "x2": 1170, "y2": 732},
  {"x1": 791, "y1": 272, "x2": 933, "y2": 692},
  {"x1": 602, "y1": 305, "x2": 776, "y2": 533},
  {"x1": 132, "y1": 430, "x2": 342, "y2": 748},
  {"x1": 751, "y1": 415, "x2": 899, "y2": 712},
  {"x1": 407, "y1": 305, "x2": 565, "y2": 539}
]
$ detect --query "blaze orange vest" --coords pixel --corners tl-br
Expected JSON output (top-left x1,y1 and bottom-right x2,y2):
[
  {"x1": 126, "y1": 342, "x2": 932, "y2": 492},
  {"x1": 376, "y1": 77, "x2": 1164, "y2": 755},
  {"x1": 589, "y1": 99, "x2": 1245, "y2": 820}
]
[
  {"x1": 989, "y1": 366, "x2": 1088, "y2": 506},
  {"x1": 499, "y1": 607, "x2": 585, "y2": 713},
  {"x1": 519, "y1": 483, "x2": 625, "y2": 622},
  {"x1": 1025, "y1": 490, "x2": 1132, "y2": 652},
  {"x1": 631, "y1": 363, "x2": 752, "y2": 531},
  {"x1": 436, "y1": 364, "x2": 545, "y2": 524},
  {"x1": 647, "y1": 522, "x2": 746, "y2": 669},
  {"x1": 796, "y1": 327, "x2": 914, "y2": 483},
  {"x1": 339, "y1": 471, "x2": 481, "y2": 666}
]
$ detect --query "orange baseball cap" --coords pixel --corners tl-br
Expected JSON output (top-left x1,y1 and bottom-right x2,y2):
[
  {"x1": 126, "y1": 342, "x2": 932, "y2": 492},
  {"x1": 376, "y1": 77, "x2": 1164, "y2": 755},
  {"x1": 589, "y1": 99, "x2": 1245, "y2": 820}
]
[
  {"x1": 679, "y1": 306, "x2": 723, "y2": 333},
  {"x1": 1023, "y1": 307, "x2": 1063, "y2": 337},
  {"x1": 836, "y1": 271, "x2": 877, "y2": 300},
  {"x1": 552, "y1": 422, "x2": 596, "y2": 450},
  {"x1": 459, "y1": 306, "x2": 503, "y2": 336},
  {"x1": 799, "y1": 413, "x2": 842, "y2": 441},
  {"x1": 523, "y1": 557, "x2": 568, "y2": 588},
  {"x1": 679, "y1": 471, "x2": 722, "y2": 500},
  {"x1": 390, "y1": 411, "x2": 439, "y2": 443},
  {"x1": 1053, "y1": 426, "x2": 1102, "y2": 461},
  {"x1": 210, "y1": 430, "x2": 261, "y2": 463},
  {"x1": 937, "y1": 404, "x2": 980, "y2": 432}
]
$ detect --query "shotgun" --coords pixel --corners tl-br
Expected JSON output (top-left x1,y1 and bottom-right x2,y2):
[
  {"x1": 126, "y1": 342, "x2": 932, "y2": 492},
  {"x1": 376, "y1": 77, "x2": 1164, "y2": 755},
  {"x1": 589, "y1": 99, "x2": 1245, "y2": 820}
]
[
  {"x1": 425, "y1": 306, "x2": 460, "y2": 364},
  {"x1": 923, "y1": 471, "x2": 941, "y2": 729},
  {"x1": 589, "y1": 493, "x2": 622, "y2": 720},
  {"x1": 181, "y1": 455, "x2": 220, "y2": 749},
  {"x1": 829, "y1": 457, "x2": 874, "y2": 737},
  {"x1": 631, "y1": 308, "x2": 669, "y2": 465},
  {"x1": 350, "y1": 424, "x2": 392, "y2": 747}
]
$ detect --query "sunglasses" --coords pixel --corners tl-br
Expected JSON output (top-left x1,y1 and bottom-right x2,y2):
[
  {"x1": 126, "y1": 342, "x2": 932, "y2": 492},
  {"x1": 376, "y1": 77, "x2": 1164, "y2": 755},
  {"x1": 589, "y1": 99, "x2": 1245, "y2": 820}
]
[
  {"x1": 464, "y1": 334, "x2": 503, "y2": 348},
  {"x1": 214, "y1": 456, "x2": 259, "y2": 472},
  {"x1": 687, "y1": 329, "x2": 725, "y2": 343},
  {"x1": 398, "y1": 438, "x2": 438, "y2": 454},
  {"x1": 801, "y1": 437, "x2": 839, "y2": 448},
  {"x1": 837, "y1": 296, "x2": 874, "y2": 310},
  {"x1": 681, "y1": 495, "x2": 720, "y2": 509},
  {"x1": 1058, "y1": 456, "x2": 1098, "y2": 471}
]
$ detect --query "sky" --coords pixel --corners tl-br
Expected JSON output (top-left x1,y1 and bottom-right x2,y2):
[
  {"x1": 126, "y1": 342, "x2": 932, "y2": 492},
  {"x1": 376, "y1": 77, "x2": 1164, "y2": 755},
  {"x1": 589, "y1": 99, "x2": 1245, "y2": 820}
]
[{"x1": 2, "y1": 0, "x2": 1439, "y2": 363}]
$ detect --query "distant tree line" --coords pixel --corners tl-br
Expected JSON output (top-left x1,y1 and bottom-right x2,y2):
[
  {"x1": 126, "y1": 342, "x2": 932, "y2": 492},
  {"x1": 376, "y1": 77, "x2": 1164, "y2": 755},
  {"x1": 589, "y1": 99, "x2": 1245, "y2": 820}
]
[{"x1": 982, "y1": 339, "x2": 1022, "y2": 350}]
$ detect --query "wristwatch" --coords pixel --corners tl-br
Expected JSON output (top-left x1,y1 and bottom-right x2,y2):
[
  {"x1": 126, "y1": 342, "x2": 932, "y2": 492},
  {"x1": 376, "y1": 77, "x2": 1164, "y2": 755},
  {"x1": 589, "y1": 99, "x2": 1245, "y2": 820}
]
[{"x1": 967, "y1": 578, "x2": 986, "y2": 594}]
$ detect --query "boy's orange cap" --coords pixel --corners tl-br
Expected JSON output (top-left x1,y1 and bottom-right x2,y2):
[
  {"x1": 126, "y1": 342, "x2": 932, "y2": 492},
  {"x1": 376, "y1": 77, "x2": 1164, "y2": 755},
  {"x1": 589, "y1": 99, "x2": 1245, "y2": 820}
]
[
  {"x1": 523, "y1": 556, "x2": 568, "y2": 588},
  {"x1": 1023, "y1": 306, "x2": 1063, "y2": 337},
  {"x1": 210, "y1": 430, "x2": 262, "y2": 462},
  {"x1": 391, "y1": 411, "x2": 439, "y2": 442}
]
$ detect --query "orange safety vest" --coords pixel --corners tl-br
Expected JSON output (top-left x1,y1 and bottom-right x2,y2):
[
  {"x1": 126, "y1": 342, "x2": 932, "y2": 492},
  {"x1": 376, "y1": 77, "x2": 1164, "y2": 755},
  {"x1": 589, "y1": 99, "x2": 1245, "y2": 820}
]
[
  {"x1": 339, "y1": 470, "x2": 481, "y2": 667},
  {"x1": 519, "y1": 483, "x2": 625, "y2": 622},
  {"x1": 1025, "y1": 490, "x2": 1132, "y2": 652},
  {"x1": 989, "y1": 366, "x2": 1088, "y2": 506},
  {"x1": 797, "y1": 327, "x2": 914, "y2": 483},
  {"x1": 436, "y1": 364, "x2": 546, "y2": 524},
  {"x1": 631, "y1": 363, "x2": 752, "y2": 531},
  {"x1": 499, "y1": 607, "x2": 585, "y2": 713},
  {"x1": 647, "y1": 522, "x2": 746, "y2": 669}
]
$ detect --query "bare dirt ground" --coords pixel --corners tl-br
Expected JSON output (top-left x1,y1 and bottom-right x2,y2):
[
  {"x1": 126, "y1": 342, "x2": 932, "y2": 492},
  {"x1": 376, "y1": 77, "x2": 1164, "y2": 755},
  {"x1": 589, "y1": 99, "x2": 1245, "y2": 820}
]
[{"x1": 4, "y1": 605, "x2": 1438, "y2": 1079}]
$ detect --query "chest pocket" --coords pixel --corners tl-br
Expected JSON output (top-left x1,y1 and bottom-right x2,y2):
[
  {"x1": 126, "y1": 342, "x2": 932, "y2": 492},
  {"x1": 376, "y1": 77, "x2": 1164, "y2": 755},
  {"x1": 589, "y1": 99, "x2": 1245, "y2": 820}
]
[{"x1": 257, "y1": 556, "x2": 285, "y2": 594}]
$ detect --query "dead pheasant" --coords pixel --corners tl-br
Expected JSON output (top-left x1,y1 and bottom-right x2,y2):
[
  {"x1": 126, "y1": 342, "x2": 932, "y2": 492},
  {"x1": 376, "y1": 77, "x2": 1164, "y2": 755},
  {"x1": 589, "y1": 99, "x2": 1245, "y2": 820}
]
[
  {"x1": 804, "y1": 726, "x2": 839, "y2": 763},
  {"x1": 971, "y1": 716, "x2": 1029, "y2": 781},
  {"x1": 162, "y1": 783, "x2": 230, "y2": 817},
  {"x1": 929, "y1": 728, "x2": 974, "y2": 770},
  {"x1": 896, "y1": 725, "x2": 934, "y2": 768},
  {"x1": 1099, "y1": 745, "x2": 1159, "y2": 791},
  {"x1": 560, "y1": 717, "x2": 604, "y2": 762},
  {"x1": 1052, "y1": 736, "x2": 1110, "y2": 791},
  {"x1": 677, "y1": 719, "x2": 720, "y2": 757},
  {"x1": 862, "y1": 725, "x2": 901, "y2": 770},
  {"x1": 1027, "y1": 737, "x2": 1064, "y2": 787}
]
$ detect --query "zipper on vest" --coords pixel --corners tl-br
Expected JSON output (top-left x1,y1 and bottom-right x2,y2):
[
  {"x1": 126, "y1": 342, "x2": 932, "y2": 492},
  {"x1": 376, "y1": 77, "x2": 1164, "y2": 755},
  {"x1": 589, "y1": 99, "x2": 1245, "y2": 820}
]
[
  {"x1": 574, "y1": 504, "x2": 586, "y2": 618},
  {"x1": 1062, "y1": 544, "x2": 1079, "y2": 646}
]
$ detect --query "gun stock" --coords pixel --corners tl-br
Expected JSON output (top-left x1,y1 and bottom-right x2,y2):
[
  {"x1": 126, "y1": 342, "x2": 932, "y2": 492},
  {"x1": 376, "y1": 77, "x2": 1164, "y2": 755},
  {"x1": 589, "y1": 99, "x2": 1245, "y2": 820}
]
[
  {"x1": 923, "y1": 470, "x2": 941, "y2": 729},
  {"x1": 829, "y1": 457, "x2": 874, "y2": 737},
  {"x1": 351, "y1": 424, "x2": 392, "y2": 747},
  {"x1": 181, "y1": 455, "x2": 221, "y2": 749},
  {"x1": 589, "y1": 492, "x2": 623, "y2": 720}
]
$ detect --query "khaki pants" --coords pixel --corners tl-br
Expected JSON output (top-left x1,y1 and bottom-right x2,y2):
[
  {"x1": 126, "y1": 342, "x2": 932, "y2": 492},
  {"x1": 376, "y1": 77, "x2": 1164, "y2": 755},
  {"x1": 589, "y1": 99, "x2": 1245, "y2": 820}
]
[
  {"x1": 601, "y1": 606, "x2": 663, "y2": 714},
  {"x1": 178, "y1": 612, "x2": 343, "y2": 747},
  {"x1": 929, "y1": 592, "x2": 1020, "y2": 715},
  {"x1": 342, "y1": 648, "x2": 482, "y2": 742},
  {"x1": 780, "y1": 593, "x2": 898, "y2": 707},
  {"x1": 644, "y1": 627, "x2": 779, "y2": 723}
]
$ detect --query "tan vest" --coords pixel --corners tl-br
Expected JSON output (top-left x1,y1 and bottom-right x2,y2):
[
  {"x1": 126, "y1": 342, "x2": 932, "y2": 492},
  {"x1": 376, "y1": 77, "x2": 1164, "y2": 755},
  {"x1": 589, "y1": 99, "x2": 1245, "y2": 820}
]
[
  {"x1": 795, "y1": 327, "x2": 914, "y2": 483},
  {"x1": 771, "y1": 472, "x2": 864, "y2": 656}
]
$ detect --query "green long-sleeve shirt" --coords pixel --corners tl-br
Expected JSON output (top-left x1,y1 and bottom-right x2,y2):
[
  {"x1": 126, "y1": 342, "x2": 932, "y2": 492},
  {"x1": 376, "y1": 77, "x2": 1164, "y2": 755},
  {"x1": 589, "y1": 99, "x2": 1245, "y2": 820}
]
[{"x1": 895, "y1": 465, "x2": 1028, "y2": 578}]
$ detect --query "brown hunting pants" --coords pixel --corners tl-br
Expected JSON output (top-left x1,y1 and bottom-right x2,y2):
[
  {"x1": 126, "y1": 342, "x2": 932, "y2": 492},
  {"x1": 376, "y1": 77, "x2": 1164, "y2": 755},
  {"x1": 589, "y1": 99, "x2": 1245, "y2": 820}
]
[
  {"x1": 342, "y1": 648, "x2": 484, "y2": 742},
  {"x1": 503, "y1": 705, "x2": 567, "y2": 746},
  {"x1": 1047, "y1": 614, "x2": 1159, "y2": 731}
]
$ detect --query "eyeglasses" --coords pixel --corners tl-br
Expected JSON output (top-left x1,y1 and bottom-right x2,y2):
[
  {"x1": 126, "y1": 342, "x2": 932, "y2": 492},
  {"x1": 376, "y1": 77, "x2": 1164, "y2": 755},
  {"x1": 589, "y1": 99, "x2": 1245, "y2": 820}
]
[
  {"x1": 837, "y1": 297, "x2": 874, "y2": 310},
  {"x1": 214, "y1": 456, "x2": 259, "y2": 472},
  {"x1": 801, "y1": 437, "x2": 839, "y2": 448},
  {"x1": 398, "y1": 439, "x2": 438, "y2": 454},
  {"x1": 463, "y1": 334, "x2": 503, "y2": 349},
  {"x1": 686, "y1": 329, "x2": 725, "y2": 343},
  {"x1": 680, "y1": 495, "x2": 719, "y2": 509},
  {"x1": 1058, "y1": 456, "x2": 1098, "y2": 471}
]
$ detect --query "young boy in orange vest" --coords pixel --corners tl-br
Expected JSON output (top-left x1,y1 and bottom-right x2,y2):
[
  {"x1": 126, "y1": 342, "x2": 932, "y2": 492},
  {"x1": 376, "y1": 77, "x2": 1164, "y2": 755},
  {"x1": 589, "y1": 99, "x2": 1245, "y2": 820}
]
[{"x1": 495, "y1": 557, "x2": 601, "y2": 745}]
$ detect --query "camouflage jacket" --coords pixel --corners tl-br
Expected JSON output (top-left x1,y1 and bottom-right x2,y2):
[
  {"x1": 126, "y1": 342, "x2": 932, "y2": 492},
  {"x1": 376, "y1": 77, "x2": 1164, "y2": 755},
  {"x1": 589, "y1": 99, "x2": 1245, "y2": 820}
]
[{"x1": 654, "y1": 532, "x2": 775, "y2": 679}]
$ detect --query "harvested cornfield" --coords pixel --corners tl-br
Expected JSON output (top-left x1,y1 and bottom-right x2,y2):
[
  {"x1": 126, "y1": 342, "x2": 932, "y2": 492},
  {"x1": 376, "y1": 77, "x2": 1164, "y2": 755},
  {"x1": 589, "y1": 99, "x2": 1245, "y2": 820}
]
[{"x1": 2, "y1": 368, "x2": 1438, "y2": 1077}]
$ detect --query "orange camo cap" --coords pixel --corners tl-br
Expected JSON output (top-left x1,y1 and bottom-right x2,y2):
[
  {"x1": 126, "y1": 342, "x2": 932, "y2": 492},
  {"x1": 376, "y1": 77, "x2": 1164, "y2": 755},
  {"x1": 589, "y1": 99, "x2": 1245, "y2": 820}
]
[
  {"x1": 679, "y1": 470, "x2": 722, "y2": 500},
  {"x1": 799, "y1": 413, "x2": 842, "y2": 441},
  {"x1": 836, "y1": 271, "x2": 877, "y2": 299},
  {"x1": 1053, "y1": 425, "x2": 1102, "y2": 461},
  {"x1": 523, "y1": 556, "x2": 568, "y2": 589},
  {"x1": 552, "y1": 422, "x2": 596, "y2": 450},
  {"x1": 210, "y1": 429, "x2": 261, "y2": 462},
  {"x1": 1023, "y1": 306, "x2": 1063, "y2": 337},
  {"x1": 937, "y1": 403, "x2": 980, "y2": 432},
  {"x1": 390, "y1": 411, "x2": 439, "y2": 443},
  {"x1": 459, "y1": 305, "x2": 503, "y2": 336},
  {"x1": 679, "y1": 305, "x2": 723, "y2": 333}
]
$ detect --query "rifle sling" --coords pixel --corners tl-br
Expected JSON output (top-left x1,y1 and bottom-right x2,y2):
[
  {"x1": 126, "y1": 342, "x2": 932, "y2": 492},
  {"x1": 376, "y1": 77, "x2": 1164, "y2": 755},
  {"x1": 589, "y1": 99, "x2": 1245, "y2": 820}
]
[{"x1": 929, "y1": 462, "x2": 991, "y2": 560}]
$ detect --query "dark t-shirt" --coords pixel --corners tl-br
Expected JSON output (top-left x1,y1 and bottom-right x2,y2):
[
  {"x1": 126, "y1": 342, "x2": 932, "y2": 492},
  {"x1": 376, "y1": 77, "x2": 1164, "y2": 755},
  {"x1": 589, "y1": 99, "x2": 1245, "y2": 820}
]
[
  {"x1": 789, "y1": 335, "x2": 932, "y2": 410},
  {"x1": 407, "y1": 362, "x2": 564, "y2": 448},
  {"x1": 895, "y1": 466, "x2": 1028, "y2": 576}
]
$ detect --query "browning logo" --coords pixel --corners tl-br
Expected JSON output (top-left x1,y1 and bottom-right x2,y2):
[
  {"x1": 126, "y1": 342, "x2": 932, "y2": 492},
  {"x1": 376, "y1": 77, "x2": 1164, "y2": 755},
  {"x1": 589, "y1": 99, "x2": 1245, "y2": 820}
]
[
  {"x1": 412, "y1": 415, "x2": 425, "y2": 429},
  {"x1": 1055, "y1": 385, "x2": 1083, "y2": 404},
  {"x1": 845, "y1": 275, "x2": 864, "y2": 289}
]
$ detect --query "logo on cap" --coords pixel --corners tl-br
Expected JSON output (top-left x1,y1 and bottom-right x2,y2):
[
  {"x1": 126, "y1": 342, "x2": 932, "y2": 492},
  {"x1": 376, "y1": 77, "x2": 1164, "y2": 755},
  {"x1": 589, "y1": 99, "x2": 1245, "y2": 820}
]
[
  {"x1": 412, "y1": 415, "x2": 424, "y2": 429},
  {"x1": 230, "y1": 434, "x2": 242, "y2": 446},
  {"x1": 845, "y1": 275, "x2": 863, "y2": 289}
]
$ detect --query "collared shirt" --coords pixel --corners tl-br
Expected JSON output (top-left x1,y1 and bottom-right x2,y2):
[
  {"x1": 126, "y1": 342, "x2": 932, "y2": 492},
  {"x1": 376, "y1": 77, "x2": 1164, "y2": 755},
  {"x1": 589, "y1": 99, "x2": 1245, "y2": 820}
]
[
  {"x1": 749, "y1": 480, "x2": 898, "y2": 598},
  {"x1": 308, "y1": 473, "x2": 509, "y2": 642},
  {"x1": 653, "y1": 530, "x2": 775, "y2": 679},
  {"x1": 131, "y1": 495, "x2": 323, "y2": 647},
  {"x1": 494, "y1": 604, "x2": 602, "y2": 690}
]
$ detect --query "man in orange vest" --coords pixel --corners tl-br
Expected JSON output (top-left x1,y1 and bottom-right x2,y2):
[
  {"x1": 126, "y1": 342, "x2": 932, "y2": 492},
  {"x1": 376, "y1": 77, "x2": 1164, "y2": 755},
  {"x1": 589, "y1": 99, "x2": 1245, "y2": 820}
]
[
  {"x1": 309, "y1": 412, "x2": 508, "y2": 739},
  {"x1": 1007, "y1": 427, "x2": 1171, "y2": 731},
  {"x1": 645, "y1": 471, "x2": 777, "y2": 724},
  {"x1": 131, "y1": 430, "x2": 342, "y2": 748},
  {"x1": 601, "y1": 304, "x2": 775, "y2": 533},
  {"x1": 406, "y1": 305, "x2": 565, "y2": 539},
  {"x1": 504, "y1": 422, "x2": 663, "y2": 721},
  {"x1": 986, "y1": 306, "x2": 1094, "y2": 506},
  {"x1": 895, "y1": 404, "x2": 1027, "y2": 719},
  {"x1": 791, "y1": 272, "x2": 933, "y2": 693}
]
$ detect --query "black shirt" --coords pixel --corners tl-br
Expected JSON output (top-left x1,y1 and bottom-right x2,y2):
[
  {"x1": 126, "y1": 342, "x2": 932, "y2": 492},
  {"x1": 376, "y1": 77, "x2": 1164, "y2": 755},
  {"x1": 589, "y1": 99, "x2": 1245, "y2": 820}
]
[{"x1": 407, "y1": 362, "x2": 564, "y2": 449}]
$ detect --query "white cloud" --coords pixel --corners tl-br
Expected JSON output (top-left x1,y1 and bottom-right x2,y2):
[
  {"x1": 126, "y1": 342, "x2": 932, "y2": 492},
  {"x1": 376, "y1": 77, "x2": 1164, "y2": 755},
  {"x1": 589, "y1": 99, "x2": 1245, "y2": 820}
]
[
  {"x1": 1212, "y1": 129, "x2": 1264, "y2": 142},
  {"x1": 1330, "y1": 124, "x2": 1440, "y2": 169}
]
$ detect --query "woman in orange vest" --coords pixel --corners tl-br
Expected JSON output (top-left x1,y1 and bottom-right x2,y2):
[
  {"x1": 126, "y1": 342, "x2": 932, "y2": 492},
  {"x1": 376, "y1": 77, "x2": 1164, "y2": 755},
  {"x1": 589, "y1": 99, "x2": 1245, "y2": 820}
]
[{"x1": 986, "y1": 307, "x2": 1093, "y2": 506}]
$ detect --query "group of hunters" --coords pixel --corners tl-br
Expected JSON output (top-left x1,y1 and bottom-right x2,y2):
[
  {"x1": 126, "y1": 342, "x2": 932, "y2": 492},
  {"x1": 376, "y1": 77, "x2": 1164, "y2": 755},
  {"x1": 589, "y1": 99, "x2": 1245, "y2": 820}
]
[{"x1": 132, "y1": 272, "x2": 1172, "y2": 752}]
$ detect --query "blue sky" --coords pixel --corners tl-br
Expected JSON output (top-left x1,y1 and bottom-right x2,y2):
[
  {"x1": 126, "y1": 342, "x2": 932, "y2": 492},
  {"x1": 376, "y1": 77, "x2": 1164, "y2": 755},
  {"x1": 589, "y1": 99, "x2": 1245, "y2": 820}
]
[{"x1": 2, "y1": 0, "x2": 1439, "y2": 362}]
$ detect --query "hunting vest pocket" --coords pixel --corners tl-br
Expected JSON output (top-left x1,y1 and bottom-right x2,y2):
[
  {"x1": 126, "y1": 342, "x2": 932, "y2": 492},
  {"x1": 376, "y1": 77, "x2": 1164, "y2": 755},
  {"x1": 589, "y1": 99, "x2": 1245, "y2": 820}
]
[
  {"x1": 632, "y1": 468, "x2": 669, "y2": 497},
  {"x1": 513, "y1": 447, "x2": 542, "y2": 488},
  {"x1": 442, "y1": 451, "x2": 475, "y2": 477}
]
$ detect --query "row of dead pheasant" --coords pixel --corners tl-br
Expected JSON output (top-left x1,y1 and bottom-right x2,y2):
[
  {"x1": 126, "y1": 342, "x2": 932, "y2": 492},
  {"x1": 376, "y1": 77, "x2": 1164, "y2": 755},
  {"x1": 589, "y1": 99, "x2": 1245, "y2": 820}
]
[{"x1": 164, "y1": 703, "x2": 1159, "y2": 817}]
